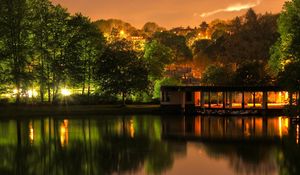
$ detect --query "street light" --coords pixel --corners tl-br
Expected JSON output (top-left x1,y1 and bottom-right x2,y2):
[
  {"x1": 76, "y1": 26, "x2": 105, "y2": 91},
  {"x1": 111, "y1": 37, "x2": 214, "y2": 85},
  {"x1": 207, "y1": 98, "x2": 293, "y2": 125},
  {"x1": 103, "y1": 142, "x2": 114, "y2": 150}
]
[{"x1": 61, "y1": 88, "x2": 71, "y2": 96}]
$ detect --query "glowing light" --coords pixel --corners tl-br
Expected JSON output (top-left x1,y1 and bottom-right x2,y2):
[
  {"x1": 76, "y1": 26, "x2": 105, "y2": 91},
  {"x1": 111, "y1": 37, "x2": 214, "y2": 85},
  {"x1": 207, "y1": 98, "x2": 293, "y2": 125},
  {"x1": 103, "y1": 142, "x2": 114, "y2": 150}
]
[
  {"x1": 120, "y1": 30, "x2": 125, "y2": 36},
  {"x1": 28, "y1": 90, "x2": 38, "y2": 98},
  {"x1": 13, "y1": 89, "x2": 18, "y2": 94},
  {"x1": 61, "y1": 88, "x2": 71, "y2": 96},
  {"x1": 297, "y1": 124, "x2": 299, "y2": 144},
  {"x1": 279, "y1": 117, "x2": 282, "y2": 138},
  {"x1": 285, "y1": 92, "x2": 289, "y2": 101}
]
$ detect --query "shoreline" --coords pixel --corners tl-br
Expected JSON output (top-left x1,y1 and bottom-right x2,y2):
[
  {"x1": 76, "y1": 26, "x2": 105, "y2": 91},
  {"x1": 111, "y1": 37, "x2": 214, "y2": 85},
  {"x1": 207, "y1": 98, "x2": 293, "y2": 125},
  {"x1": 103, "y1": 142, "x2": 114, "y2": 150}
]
[
  {"x1": 0, "y1": 104, "x2": 291, "y2": 118},
  {"x1": 0, "y1": 104, "x2": 175, "y2": 118}
]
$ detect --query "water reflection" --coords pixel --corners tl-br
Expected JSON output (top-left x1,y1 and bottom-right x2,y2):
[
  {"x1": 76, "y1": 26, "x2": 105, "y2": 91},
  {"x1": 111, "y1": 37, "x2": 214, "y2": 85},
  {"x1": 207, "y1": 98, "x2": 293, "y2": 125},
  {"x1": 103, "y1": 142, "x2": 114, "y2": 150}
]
[
  {"x1": 162, "y1": 116, "x2": 290, "y2": 139},
  {"x1": 0, "y1": 116, "x2": 299, "y2": 175}
]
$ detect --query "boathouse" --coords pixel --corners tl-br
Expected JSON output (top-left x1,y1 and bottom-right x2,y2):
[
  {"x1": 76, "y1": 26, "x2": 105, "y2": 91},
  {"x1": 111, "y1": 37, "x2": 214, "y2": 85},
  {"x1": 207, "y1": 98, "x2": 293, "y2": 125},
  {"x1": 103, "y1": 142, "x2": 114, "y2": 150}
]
[{"x1": 161, "y1": 86, "x2": 300, "y2": 113}]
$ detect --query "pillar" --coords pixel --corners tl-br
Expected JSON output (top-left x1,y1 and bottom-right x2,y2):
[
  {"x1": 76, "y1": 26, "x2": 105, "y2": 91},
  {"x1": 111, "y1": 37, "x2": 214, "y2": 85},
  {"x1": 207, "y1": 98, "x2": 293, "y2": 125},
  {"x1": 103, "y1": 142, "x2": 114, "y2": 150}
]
[
  {"x1": 262, "y1": 91, "x2": 268, "y2": 110},
  {"x1": 253, "y1": 92, "x2": 256, "y2": 108},
  {"x1": 242, "y1": 91, "x2": 245, "y2": 109},
  {"x1": 208, "y1": 91, "x2": 211, "y2": 108},
  {"x1": 229, "y1": 92, "x2": 233, "y2": 109},
  {"x1": 181, "y1": 92, "x2": 186, "y2": 111},
  {"x1": 289, "y1": 92, "x2": 293, "y2": 106},
  {"x1": 297, "y1": 91, "x2": 300, "y2": 106},
  {"x1": 161, "y1": 91, "x2": 165, "y2": 102},
  {"x1": 200, "y1": 91, "x2": 205, "y2": 107},
  {"x1": 223, "y1": 92, "x2": 226, "y2": 109}
]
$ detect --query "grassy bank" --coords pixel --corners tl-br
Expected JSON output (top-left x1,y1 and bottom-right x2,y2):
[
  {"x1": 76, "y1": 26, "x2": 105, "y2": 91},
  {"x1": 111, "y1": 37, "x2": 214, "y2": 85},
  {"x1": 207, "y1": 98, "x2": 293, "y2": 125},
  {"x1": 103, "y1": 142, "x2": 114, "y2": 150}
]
[{"x1": 0, "y1": 104, "x2": 171, "y2": 118}]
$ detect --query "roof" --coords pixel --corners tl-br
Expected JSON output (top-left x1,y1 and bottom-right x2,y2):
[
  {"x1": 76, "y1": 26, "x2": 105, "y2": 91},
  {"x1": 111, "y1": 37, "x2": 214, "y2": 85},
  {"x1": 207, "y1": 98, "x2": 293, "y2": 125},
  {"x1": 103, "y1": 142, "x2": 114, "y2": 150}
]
[{"x1": 161, "y1": 86, "x2": 288, "y2": 92}]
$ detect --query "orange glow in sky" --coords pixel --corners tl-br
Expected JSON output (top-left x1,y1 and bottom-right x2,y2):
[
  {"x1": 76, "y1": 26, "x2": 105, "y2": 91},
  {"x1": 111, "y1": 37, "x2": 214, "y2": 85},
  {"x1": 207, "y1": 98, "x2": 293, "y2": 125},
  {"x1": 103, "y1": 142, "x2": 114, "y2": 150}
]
[{"x1": 51, "y1": 0, "x2": 286, "y2": 28}]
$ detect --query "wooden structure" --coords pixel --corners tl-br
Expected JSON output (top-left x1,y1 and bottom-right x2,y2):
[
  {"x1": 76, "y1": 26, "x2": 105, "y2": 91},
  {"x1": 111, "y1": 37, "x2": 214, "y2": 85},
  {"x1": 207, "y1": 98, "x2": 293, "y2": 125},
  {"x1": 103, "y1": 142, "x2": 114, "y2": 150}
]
[{"x1": 161, "y1": 86, "x2": 300, "y2": 113}]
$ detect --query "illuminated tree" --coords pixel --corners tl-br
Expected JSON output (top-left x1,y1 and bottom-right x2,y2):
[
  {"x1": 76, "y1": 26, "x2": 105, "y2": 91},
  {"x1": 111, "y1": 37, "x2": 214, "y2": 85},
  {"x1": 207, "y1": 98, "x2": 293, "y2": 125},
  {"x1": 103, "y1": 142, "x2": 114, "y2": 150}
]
[
  {"x1": 143, "y1": 40, "x2": 172, "y2": 80},
  {"x1": 0, "y1": 0, "x2": 32, "y2": 103},
  {"x1": 152, "y1": 31, "x2": 192, "y2": 62},
  {"x1": 28, "y1": 0, "x2": 53, "y2": 102},
  {"x1": 142, "y1": 22, "x2": 165, "y2": 35},
  {"x1": 95, "y1": 40, "x2": 149, "y2": 105},
  {"x1": 201, "y1": 64, "x2": 233, "y2": 86},
  {"x1": 270, "y1": 0, "x2": 300, "y2": 73},
  {"x1": 66, "y1": 14, "x2": 105, "y2": 98}
]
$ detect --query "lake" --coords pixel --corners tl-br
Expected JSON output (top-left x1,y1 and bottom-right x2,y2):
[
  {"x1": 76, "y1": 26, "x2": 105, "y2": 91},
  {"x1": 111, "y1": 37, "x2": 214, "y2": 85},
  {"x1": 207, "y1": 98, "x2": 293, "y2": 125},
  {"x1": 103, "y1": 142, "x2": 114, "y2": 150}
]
[{"x1": 0, "y1": 115, "x2": 299, "y2": 175}]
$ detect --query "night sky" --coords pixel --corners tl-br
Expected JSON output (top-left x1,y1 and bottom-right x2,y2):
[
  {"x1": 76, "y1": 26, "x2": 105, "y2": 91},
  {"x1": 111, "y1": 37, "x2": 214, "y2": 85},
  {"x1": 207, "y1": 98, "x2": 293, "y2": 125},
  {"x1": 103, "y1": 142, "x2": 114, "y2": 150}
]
[{"x1": 51, "y1": 0, "x2": 286, "y2": 28}]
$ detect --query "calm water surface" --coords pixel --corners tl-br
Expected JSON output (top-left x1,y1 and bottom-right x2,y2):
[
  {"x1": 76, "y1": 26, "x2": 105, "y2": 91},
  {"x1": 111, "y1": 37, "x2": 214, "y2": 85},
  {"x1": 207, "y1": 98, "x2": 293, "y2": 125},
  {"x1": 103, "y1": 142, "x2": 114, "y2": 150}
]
[{"x1": 0, "y1": 115, "x2": 299, "y2": 175}]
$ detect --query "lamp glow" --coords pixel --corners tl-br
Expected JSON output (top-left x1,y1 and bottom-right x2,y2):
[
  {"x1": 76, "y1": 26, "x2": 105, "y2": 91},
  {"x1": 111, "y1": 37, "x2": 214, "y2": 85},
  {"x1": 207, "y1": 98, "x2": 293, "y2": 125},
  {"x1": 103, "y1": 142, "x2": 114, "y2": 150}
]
[
  {"x1": 61, "y1": 88, "x2": 71, "y2": 96},
  {"x1": 28, "y1": 90, "x2": 38, "y2": 98},
  {"x1": 13, "y1": 89, "x2": 18, "y2": 94}
]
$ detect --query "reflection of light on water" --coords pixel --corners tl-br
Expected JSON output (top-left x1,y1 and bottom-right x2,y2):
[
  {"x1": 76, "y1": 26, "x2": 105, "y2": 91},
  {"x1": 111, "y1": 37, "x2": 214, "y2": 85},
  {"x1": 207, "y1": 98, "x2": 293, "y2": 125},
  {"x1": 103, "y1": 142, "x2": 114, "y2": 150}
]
[
  {"x1": 60, "y1": 120, "x2": 69, "y2": 147},
  {"x1": 29, "y1": 122, "x2": 34, "y2": 144},
  {"x1": 279, "y1": 117, "x2": 289, "y2": 138},
  {"x1": 296, "y1": 124, "x2": 299, "y2": 144},
  {"x1": 244, "y1": 122, "x2": 250, "y2": 137},
  {"x1": 130, "y1": 119, "x2": 135, "y2": 138},
  {"x1": 279, "y1": 117, "x2": 282, "y2": 137},
  {"x1": 194, "y1": 117, "x2": 201, "y2": 136}
]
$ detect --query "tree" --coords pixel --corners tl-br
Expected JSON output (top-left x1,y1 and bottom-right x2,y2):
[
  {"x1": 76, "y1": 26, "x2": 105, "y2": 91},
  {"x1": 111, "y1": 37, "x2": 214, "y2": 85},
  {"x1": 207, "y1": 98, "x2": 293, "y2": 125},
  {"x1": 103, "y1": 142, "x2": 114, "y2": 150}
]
[
  {"x1": 220, "y1": 9, "x2": 279, "y2": 66},
  {"x1": 201, "y1": 64, "x2": 233, "y2": 86},
  {"x1": 233, "y1": 62, "x2": 271, "y2": 86},
  {"x1": 28, "y1": 0, "x2": 53, "y2": 103},
  {"x1": 270, "y1": 0, "x2": 300, "y2": 73},
  {"x1": 208, "y1": 19, "x2": 229, "y2": 41},
  {"x1": 95, "y1": 40, "x2": 149, "y2": 105},
  {"x1": 152, "y1": 31, "x2": 192, "y2": 62},
  {"x1": 94, "y1": 19, "x2": 137, "y2": 36},
  {"x1": 142, "y1": 22, "x2": 165, "y2": 35},
  {"x1": 66, "y1": 14, "x2": 105, "y2": 98},
  {"x1": 277, "y1": 62, "x2": 300, "y2": 92},
  {"x1": 153, "y1": 78, "x2": 180, "y2": 99},
  {"x1": 143, "y1": 40, "x2": 172, "y2": 80},
  {"x1": 192, "y1": 39, "x2": 212, "y2": 55},
  {"x1": 0, "y1": 0, "x2": 31, "y2": 103}
]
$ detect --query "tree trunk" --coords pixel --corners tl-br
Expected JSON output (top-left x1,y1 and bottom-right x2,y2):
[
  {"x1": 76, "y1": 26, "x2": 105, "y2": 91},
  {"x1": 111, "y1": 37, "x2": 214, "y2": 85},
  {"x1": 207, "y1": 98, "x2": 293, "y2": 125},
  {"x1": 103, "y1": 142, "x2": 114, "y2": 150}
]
[
  {"x1": 87, "y1": 51, "x2": 92, "y2": 102},
  {"x1": 122, "y1": 92, "x2": 126, "y2": 106},
  {"x1": 16, "y1": 82, "x2": 21, "y2": 104},
  {"x1": 47, "y1": 66, "x2": 51, "y2": 103},
  {"x1": 289, "y1": 92, "x2": 293, "y2": 106},
  {"x1": 298, "y1": 91, "x2": 300, "y2": 106}
]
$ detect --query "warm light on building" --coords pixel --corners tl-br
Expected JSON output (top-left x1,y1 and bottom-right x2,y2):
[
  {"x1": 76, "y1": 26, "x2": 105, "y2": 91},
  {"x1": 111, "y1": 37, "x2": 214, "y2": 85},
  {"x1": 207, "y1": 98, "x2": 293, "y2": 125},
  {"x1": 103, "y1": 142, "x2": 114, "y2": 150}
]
[{"x1": 297, "y1": 124, "x2": 299, "y2": 145}]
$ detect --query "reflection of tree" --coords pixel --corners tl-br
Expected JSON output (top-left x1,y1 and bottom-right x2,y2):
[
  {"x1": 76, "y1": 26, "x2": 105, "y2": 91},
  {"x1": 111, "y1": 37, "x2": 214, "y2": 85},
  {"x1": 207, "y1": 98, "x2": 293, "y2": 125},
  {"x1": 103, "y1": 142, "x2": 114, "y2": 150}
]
[
  {"x1": 96, "y1": 136, "x2": 149, "y2": 174},
  {"x1": 0, "y1": 116, "x2": 175, "y2": 175},
  {"x1": 145, "y1": 141, "x2": 173, "y2": 174},
  {"x1": 202, "y1": 142, "x2": 278, "y2": 175},
  {"x1": 278, "y1": 126, "x2": 300, "y2": 175}
]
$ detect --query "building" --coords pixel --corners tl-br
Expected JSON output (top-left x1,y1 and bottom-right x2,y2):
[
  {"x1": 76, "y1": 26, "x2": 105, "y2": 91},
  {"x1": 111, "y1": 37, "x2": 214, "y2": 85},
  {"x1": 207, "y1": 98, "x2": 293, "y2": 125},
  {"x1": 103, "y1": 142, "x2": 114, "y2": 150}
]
[{"x1": 161, "y1": 85, "x2": 300, "y2": 114}]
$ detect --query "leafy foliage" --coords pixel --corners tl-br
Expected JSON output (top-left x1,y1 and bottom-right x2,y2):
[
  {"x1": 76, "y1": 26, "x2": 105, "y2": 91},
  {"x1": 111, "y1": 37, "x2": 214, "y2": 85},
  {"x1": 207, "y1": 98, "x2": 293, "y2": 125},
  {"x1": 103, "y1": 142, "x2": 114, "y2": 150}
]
[
  {"x1": 152, "y1": 31, "x2": 192, "y2": 62},
  {"x1": 95, "y1": 40, "x2": 149, "y2": 104},
  {"x1": 143, "y1": 40, "x2": 173, "y2": 80},
  {"x1": 270, "y1": 0, "x2": 300, "y2": 74},
  {"x1": 201, "y1": 65, "x2": 233, "y2": 86}
]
